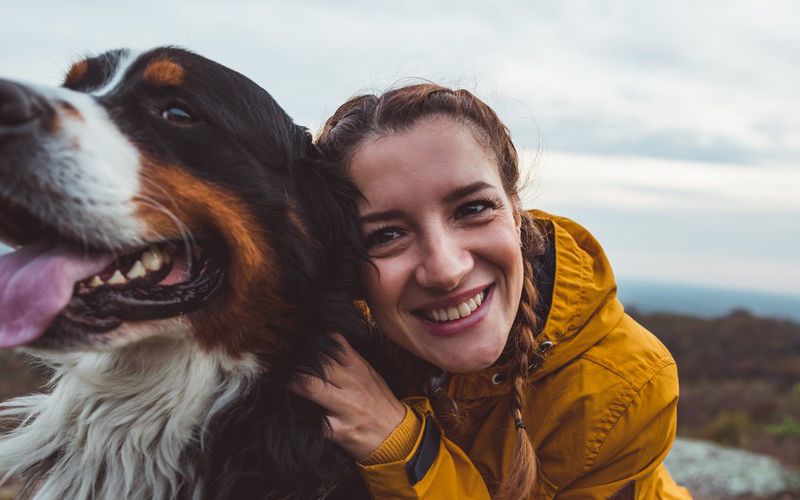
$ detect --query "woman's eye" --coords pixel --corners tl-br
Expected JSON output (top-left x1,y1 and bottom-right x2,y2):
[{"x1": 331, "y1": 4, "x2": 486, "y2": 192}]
[
  {"x1": 456, "y1": 200, "x2": 493, "y2": 218},
  {"x1": 160, "y1": 105, "x2": 195, "y2": 125},
  {"x1": 366, "y1": 228, "x2": 402, "y2": 248}
]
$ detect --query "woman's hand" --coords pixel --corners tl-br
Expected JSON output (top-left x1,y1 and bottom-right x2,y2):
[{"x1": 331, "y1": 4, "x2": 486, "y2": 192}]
[{"x1": 291, "y1": 334, "x2": 407, "y2": 461}]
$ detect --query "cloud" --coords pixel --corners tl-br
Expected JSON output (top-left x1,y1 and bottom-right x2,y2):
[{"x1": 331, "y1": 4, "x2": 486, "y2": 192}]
[
  {"x1": 522, "y1": 151, "x2": 800, "y2": 295},
  {"x1": 525, "y1": 151, "x2": 800, "y2": 214},
  {"x1": 488, "y1": 1, "x2": 800, "y2": 164},
  {"x1": 2, "y1": 1, "x2": 798, "y2": 164}
]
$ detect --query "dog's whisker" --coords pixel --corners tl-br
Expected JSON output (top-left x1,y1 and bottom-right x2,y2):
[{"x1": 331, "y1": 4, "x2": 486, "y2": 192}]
[
  {"x1": 135, "y1": 195, "x2": 196, "y2": 273},
  {"x1": 140, "y1": 174, "x2": 182, "y2": 213},
  {"x1": 138, "y1": 176, "x2": 198, "y2": 266},
  {"x1": 137, "y1": 175, "x2": 189, "y2": 219}
]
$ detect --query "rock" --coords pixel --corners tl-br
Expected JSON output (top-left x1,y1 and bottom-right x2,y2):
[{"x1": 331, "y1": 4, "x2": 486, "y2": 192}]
[{"x1": 665, "y1": 437, "x2": 800, "y2": 498}]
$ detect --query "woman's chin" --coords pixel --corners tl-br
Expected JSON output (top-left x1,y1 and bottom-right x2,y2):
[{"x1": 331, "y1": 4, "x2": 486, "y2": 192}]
[
  {"x1": 445, "y1": 361, "x2": 495, "y2": 374},
  {"x1": 436, "y1": 345, "x2": 505, "y2": 373}
]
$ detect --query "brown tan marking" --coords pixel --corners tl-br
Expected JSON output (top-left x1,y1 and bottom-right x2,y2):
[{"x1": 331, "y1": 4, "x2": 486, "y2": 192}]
[
  {"x1": 44, "y1": 113, "x2": 61, "y2": 134},
  {"x1": 63, "y1": 60, "x2": 89, "y2": 88},
  {"x1": 143, "y1": 59, "x2": 185, "y2": 87},
  {"x1": 137, "y1": 160, "x2": 294, "y2": 355},
  {"x1": 60, "y1": 101, "x2": 84, "y2": 122}
]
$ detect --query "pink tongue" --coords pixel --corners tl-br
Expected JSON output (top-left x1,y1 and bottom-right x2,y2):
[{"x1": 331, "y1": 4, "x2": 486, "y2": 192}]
[{"x1": 0, "y1": 241, "x2": 115, "y2": 348}]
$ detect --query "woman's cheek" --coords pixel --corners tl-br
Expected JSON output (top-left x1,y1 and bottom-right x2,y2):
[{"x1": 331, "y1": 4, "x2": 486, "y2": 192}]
[{"x1": 360, "y1": 258, "x2": 401, "y2": 316}]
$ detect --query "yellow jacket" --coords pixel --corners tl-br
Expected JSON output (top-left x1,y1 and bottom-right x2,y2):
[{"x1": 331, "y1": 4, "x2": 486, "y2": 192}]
[{"x1": 356, "y1": 211, "x2": 692, "y2": 499}]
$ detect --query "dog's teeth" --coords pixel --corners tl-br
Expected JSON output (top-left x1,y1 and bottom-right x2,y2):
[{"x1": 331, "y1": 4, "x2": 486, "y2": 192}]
[
  {"x1": 108, "y1": 270, "x2": 127, "y2": 285},
  {"x1": 467, "y1": 298, "x2": 478, "y2": 311},
  {"x1": 141, "y1": 248, "x2": 162, "y2": 271},
  {"x1": 89, "y1": 275, "x2": 104, "y2": 288},
  {"x1": 127, "y1": 260, "x2": 146, "y2": 279}
]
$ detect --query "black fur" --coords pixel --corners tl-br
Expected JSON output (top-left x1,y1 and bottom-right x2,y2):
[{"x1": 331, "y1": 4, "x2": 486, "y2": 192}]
[{"x1": 201, "y1": 149, "x2": 375, "y2": 500}]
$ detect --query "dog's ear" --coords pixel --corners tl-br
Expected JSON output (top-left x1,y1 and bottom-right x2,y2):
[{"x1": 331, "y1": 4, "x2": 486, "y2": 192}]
[
  {"x1": 292, "y1": 139, "x2": 364, "y2": 265},
  {"x1": 289, "y1": 139, "x2": 370, "y2": 329},
  {"x1": 308, "y1": 141, "x2": 371, "y2": 301}
]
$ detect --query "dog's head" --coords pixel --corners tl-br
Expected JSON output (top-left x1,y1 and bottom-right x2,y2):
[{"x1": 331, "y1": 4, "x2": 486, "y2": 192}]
[{"x1": 0, "y1": 47, "x2": 357, "y2": 355}]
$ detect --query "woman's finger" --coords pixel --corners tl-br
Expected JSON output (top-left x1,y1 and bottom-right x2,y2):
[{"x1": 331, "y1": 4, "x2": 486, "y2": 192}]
[
  {"x1": 289, "y1": 373, "x2": 338, "y2": 407},
  {"x1": 291, "y1": 333, "x2": 407, "y2": 459},
  {"x1": 291, "y1": 371, "x2": 366, "y2": 415},
  {"x1": 326, "y1": 334, "x2": 373, "y2": 383},
  {"x1": 327, "y1": 333, "x2": 356, "y2": 367}
]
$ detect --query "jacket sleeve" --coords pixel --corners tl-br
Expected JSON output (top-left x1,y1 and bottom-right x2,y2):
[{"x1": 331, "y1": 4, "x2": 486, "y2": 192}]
[
  {"x1": 356, "y1": 397, "x2": 492, "y2": 500},
  {"x1": 555, "y1": 362, "x2": 692, "y2": 499}
]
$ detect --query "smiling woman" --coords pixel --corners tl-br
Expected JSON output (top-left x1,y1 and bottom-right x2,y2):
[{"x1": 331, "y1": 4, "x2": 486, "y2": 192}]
[
  {"x1": 291, "y1": 83, "x2": 695, "y2": 499},
  {"x1": 350, "y1": 116, "x2": 524, "y2": 374}
]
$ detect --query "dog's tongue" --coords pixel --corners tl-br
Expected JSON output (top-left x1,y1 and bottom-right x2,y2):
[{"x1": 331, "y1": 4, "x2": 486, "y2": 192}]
[{"x1": 0, "y1": 241, "x2": 115, "y2": 348}]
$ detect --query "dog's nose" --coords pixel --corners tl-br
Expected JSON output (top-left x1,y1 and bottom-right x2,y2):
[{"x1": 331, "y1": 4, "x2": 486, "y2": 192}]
[{"x1": 0, "y1": 80, "x2": 43, "y2": 127}]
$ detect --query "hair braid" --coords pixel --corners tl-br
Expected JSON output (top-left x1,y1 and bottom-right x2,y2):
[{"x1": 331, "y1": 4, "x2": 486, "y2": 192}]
[{"x1": 495, "y1": 214, "x2": 542, "y2": 500}]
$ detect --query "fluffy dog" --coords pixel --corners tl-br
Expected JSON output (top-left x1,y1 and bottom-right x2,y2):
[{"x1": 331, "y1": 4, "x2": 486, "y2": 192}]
[{"x1": 0, "y1": 47, "x2": 372, "y2": 499}]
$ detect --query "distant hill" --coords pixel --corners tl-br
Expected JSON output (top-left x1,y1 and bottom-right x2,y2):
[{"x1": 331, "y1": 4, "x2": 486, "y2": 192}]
[
  {"x1": 629, "y1": 308, "x2": 800, "y2": 470},
  {"x1": 619, "y1": 279, "x2": 800, "y2": 322}
]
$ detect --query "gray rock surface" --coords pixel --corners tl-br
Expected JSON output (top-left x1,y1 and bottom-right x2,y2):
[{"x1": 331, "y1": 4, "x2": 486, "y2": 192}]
[{"x1": 666, "y1": 437, "x2": 800, "y2": 498}]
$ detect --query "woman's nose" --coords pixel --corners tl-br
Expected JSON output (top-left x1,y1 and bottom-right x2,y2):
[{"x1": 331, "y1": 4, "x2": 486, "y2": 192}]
[{"x1": 415, "y1": 230, "x2": 473, "y2": 291}]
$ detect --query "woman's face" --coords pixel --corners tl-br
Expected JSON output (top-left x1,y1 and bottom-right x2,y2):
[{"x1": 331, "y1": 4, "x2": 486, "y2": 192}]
[{"x1": 349, "y1": 116, "x2": 524, "y2": 373}]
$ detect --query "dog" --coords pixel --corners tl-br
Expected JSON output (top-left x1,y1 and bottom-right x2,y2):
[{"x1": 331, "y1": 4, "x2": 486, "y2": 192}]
[{"x1": 0, "y1": 47, "x2": 375, "y2": 499}]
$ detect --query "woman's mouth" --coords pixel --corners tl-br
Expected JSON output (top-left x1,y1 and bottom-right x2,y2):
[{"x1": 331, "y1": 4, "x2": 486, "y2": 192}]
[{"x1": 414, "y1": 285, "x2": 494, "y2": 324}]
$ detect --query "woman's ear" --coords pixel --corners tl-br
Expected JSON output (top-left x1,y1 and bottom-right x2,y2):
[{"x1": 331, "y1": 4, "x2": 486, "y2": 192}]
[
  {"x1": 513, "y1": 208, "x2": 524, "y2": 249},
  {"x1": 512, "y1": 199, "x2": 523, "y2": 229}
]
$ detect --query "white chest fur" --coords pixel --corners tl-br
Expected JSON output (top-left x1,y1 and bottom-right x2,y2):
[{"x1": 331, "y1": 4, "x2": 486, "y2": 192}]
[{"x1": 0, "y1": 338, "x2": 257, "y2": 500}]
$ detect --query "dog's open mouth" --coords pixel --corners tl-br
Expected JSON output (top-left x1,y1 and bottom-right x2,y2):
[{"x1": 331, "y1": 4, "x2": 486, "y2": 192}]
[{"x1": 0, "y1": 197, "x2": 225, "y2": 348}]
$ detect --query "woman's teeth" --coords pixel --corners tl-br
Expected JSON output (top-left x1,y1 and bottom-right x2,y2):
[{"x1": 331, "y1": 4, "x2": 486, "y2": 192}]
[{"x1": 423, "y1": 290, "x2": 486, "y2": 322}]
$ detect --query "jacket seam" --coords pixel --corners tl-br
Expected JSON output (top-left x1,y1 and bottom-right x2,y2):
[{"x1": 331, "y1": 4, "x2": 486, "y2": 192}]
[
  {"x1": 581, "y1": 359, "x2": 675, "y2": 474},
  {"x1": 569, "y1": 245, "x2": 588, "y2": 332},
  {"x1": 580, "y1": 349, "x2": 674, "y2": 391},
  {"x1": 575, "y1": 310, "x2": 626, "y2": 368}
]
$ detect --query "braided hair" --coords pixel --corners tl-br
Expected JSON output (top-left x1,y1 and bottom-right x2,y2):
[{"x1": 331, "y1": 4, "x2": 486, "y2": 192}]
[{"x1": 318, "y1": 83, "x2": 545, "y2": 499}]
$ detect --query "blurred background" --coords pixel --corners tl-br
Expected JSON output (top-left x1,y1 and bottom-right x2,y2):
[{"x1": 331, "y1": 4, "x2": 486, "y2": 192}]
[{"x1": 0, "y1": 1, "x2": 798, "y2": 497}]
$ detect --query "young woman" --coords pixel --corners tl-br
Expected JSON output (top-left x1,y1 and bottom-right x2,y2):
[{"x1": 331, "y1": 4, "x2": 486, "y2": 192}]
[{"x1": 293, "y1": 84, "x2": 691, "y2": 499}]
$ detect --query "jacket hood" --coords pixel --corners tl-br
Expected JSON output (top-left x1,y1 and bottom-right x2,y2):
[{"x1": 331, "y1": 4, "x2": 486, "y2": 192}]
[
  {"x1": 447, "y1": 210, "x2": 625, "y2": 399},
  {"x1": 529, "y1": 210, "x2": 624, "y2": 382}
]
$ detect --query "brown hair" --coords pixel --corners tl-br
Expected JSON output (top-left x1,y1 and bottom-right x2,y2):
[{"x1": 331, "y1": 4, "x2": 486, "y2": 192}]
[{"x1": 318, "y1": 83, "x2": 543, "y2": 499}]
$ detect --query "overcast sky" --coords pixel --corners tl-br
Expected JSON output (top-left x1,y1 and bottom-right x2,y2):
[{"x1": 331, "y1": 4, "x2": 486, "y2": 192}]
[{"x1": 1, "y1": 0, "x2": 798, "y2": 295}]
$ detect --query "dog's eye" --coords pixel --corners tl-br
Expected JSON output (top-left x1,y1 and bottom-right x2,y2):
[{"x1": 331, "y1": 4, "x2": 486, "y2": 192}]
[{"x1": 160, "y1": 105, "x2": 195, "y2": 125}]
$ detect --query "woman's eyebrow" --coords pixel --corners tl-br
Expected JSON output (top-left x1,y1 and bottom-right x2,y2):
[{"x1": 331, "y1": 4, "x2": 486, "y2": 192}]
[
  {"x1": 442, "y1": 181, "x2": 493, "y2": 203},
  {"x1": 359, "y1": 209, "x2": 404, "y2": 225}
]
